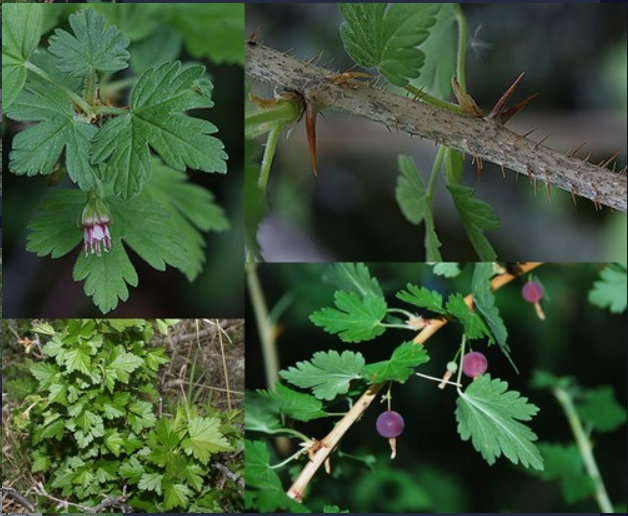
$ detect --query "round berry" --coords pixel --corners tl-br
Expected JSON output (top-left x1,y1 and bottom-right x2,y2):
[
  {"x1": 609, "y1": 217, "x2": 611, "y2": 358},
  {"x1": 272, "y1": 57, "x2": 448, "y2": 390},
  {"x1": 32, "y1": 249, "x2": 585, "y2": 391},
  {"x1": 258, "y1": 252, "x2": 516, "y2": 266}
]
[
  {"x1": 376, "y1": 410, "x2": 405, "y2": 438},
  {"x1": 522, "y1": 281, "x2": 544, "y2": 303},
  {"x1": 462, "y1": 351, "x2": 488, "y2": 379}
]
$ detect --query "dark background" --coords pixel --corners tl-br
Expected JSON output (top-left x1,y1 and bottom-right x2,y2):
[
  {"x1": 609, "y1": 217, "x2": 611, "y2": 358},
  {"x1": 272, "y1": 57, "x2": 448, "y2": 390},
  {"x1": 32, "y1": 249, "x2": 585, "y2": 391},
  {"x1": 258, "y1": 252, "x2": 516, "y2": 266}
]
[
  {"x1": 245, "y1": 263, "x2": 627, "y2": 513},
  {"x1": 247, "y1": 3, "x2": 627, "y2": 262}
]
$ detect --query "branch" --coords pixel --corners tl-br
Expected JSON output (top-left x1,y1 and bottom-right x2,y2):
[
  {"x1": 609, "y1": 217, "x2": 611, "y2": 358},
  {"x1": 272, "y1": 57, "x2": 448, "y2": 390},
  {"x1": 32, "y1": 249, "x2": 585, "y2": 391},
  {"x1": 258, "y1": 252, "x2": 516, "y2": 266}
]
[
  {"x1": 247, "y1": 44, "x2": 626, "y2": 213},
  {"x1": 34, "y1": 482, "x2": 131, "y2": 513},
  {"x1": 286, "y1": 262, "x2": 542, "y2": 502},
  {"x1": 1, "y1": 485, "x2": 36, "y2": 512},
  {"x1": 213, "y1": 462, "x2": 245, "y2": 490}
]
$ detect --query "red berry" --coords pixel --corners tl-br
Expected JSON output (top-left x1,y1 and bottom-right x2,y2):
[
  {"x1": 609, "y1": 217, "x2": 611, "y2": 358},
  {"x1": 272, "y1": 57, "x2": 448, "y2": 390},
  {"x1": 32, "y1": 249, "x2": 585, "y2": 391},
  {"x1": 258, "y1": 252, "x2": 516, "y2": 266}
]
[
  {"x1": 522, "y1": 281, "x2": 544, "y2": 303},
  {"x1": 376, "y1": 410, "x2": 405, "y2": 438},
  {"x1": 462, "y1": 351, "x2": 488, "y2": 379}
]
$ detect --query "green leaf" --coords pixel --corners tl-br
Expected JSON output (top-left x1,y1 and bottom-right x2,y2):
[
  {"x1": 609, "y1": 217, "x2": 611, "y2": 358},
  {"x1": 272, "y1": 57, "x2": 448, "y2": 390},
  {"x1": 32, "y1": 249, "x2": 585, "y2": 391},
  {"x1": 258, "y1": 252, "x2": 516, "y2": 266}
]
[
  {"x1": 259, "y1": 383, "x2": 330, "y2": 422},
  {"x1": 310, "y1": 291, "x2": 387, "y2": 343},
  {"x1": 105, "y1": 345, "x2": 144, "y2": 384},
  {"x1": 445, "y1": 293, "x2": 492, "y2": 341},
  {"x1": 164, "y1": 483, "x2": 192, "y2": 511},
  {"x1": 339, "y1": 3, "x2": 439, "y2": 86},
  {"x1": 324, "y1": 506, "x2": 350, "y2": 513},
  {"x1": 456, "y1": 374, "x2": 543, "y2": 469},
  {"x1": 30, "y1": 362, "x2": 59, "y2": 389},
  {"x1": 6, "y1": 81, "x2": 99, "y2": 190},
  {"x1": 26, "y1": 191, "x2": 86, "y2": 259},
  {"x1": 182, "y1": 417, "x2": 232, "y2": 465},
  {"x1": 127, "y1": 401, "x2": 157, "y2": 434},
  {"x1": 91, "y1": 61, "x2": 227, "y2": 200},
  {"x1": 362, "y1": 341, "x2": 430, "y2": 383},
  {"x1": 472, "y1": 263, "x2": 517, "y2": 372},
  {"x1": 63, "y1": 347, "x2": 93, "y2": 376},
  {"x1": 139, "y1": 472, "x2": 164, "y2": 496},
  {"x1": 323, "y1": 262, "x2": 383, "y2": 299},
  {"x1": 433, "y1": 262, "x2": 461, "y2": 278},
  {"x1": 145, "y1": 159, "x2": 229, "y2": 281},
  {"x1": 185, "y1": 463, "x2": 206, "y2": 492},
  {"x1": 48, "y1": 9, "x2": 130, "y2": 78},
  {"x1": 164, "y1": 3, "x2": 245, "y2": 65},
  {"x1": 447, "y1": 185, "x2": 501, "y2": 261},
  {"x1": 130, "y1": 26, "x2": 183, "y2": 76},
  {"x1": 32, "y1": 449, "x2": 52, "y2": 473},
  {"x1": 1, "y1": 3, "x2": 43, "y2": 108},
  {"x1": 396, "y1": 155, "x2": 442, "y2": 260},
  {"x1": 528, "y1": 443, "x2": 596, "y2": 503},
  {"x1": 588, "y1": 263, "x2": 627, "y2": 314},
  {"x1": 147, "y1": 419, "x2": 181, "y2": 469},
  {"x1": 144, "y1": 348, "x2": 170, "y2": 371},
  {"x1": 49, "y1": 381, "x2": 68, "y2": 405},
  {"x1": 576, "y1": 386, "x2": 627, "y2": 433},
  {"x1": 396, "y1": 284, "x2": 446, "y2": 314},
  {"x1": 396, "y1": 155, "x2": 428, "y2": 225},
  {"x1": 244, "y1": 391, "x2": 283, "y2": 434},
  {"x1": 119, "y1": 456, "x2": 145, "y2": 483},
  {"x1": 104, "y1": 430, "x2": 124, "y2": 457},
  {"x1": 412, "y1": 3, "x2": 457, "y2": 99},
  {"x1": 245, "y1": 440, "x2": 306, "y2": 513},
  {"x1": 280, "y1": 350, "x2": 366, "y2": 401}
]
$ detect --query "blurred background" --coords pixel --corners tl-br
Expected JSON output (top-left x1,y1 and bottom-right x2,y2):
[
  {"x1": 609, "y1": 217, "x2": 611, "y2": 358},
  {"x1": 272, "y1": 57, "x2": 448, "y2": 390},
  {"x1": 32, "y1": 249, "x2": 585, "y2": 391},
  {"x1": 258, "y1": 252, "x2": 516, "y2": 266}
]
[
  {"x1": 2, "y1": 4, "x2": 245, "y2": 317},
  {"x1": 245, "y1": 262, "x2": 627, "y2": 513},
  {"x1": 246, "y1": 3, "x2": 627, "y2": 262}
]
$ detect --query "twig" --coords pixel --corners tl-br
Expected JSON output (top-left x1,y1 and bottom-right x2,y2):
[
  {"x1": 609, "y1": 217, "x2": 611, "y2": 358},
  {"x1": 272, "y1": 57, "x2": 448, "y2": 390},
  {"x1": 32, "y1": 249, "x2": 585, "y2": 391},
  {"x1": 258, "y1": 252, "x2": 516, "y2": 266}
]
[
  {"x1": 286, "y1": 262, "x2": 542, "y2": 502},
  {"x1": 34, "y1": 482, "x2": 131, "y2": 513},
  {"x1": 213, "y1": 462, "x2": 245, "y2": 490},
  {"x1": 247, "y1": 44, "x2": 626, "y2": 213},
  {"x1": 1, "y1": 485, "x2": 36, "y2": 511}
]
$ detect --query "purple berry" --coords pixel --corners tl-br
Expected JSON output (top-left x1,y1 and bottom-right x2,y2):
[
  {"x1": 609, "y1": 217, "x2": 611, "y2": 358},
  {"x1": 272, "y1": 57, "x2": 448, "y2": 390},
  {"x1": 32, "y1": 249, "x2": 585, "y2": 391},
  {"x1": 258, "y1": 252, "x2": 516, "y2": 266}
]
[
  {"x1": 522, "y1": 281, "x2": 544, "y2": 303},
  {"x1": 462, "y1": 351, "x2": 488, "y2": 379},
  {"x1": 376, "y1": 410, "x2": 405, "y2": 438}
]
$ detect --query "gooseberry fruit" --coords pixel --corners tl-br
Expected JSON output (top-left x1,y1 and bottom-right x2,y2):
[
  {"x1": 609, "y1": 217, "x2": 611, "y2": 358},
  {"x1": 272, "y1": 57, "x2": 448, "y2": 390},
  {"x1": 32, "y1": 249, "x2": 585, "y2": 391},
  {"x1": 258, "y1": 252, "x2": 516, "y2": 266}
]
[
  {"x1": 462, "y1": 351, "x2": 488, "y2": 379},
  {"x1": 376, "y1": 410, "x2": 405, "y2": 438},
  {"x1": 522, "y1": 281, "x2": 544, "y2": 303}
]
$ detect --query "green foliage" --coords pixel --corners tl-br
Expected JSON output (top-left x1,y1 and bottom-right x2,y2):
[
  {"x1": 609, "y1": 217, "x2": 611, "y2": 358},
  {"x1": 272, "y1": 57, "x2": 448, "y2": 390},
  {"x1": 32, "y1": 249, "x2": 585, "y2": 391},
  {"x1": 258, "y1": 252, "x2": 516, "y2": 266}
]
[
  {"x1": 588, "y1": 263, "x2": 627, "y2": 314},
  {"x1": 91, "y1": 61, "x2": 227, "y2": 200},
  {"x1": 280, "y1": 350, "x2": 366, "y2": 401},
  {"x1": 456, "y1": 374, "x2": 543, "y2": 470},
  {"x1": 15, "y1": 320, "x2": 242, "y2": 513},
  {"x1": 338, "y1": 3, "x2": 440, "y2": 87},
  {"x1": 48, "y1": 8, "x2": 130, "y2": 78},
  {"x1": 446, "y1": 185, "x2": 500, "y2": 261},
  {"x1": 1, "y1": 3, "x2": 43, "y2": 108},
  {"x1": 323, "y1": 262, "x2": 384, "y2": 299},
  {"x1": 362, "y1": 341, "x2": 429, "y2": 383},
  {"x1": 528, "y1": 443, "x2": 596, "y2": 503},
  {"x1": 3, "y1": 5, "x2": 238, "y2": 313},
  {"x1": 310, "y1": 290, "x2": 388, "y2": 343}
]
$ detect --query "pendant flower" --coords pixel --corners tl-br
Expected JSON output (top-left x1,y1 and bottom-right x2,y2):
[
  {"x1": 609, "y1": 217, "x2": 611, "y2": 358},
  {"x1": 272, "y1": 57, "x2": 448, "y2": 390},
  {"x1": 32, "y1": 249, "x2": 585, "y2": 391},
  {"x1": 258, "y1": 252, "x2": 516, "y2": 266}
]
[{"x1": 81, "y1": 197, "x2": 112, "y2": 257}]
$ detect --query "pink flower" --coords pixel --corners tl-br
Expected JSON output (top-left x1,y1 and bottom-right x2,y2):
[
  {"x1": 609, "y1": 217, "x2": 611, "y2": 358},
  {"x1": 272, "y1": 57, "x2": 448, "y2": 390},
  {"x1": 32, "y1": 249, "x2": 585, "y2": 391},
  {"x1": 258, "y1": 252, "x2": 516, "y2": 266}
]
[
  {"x1": 81, "y1": 197, "x2": 113, "y2": 257},
  {"x1": 83, "y1": 222, "x2": 112, "y2": 257}
]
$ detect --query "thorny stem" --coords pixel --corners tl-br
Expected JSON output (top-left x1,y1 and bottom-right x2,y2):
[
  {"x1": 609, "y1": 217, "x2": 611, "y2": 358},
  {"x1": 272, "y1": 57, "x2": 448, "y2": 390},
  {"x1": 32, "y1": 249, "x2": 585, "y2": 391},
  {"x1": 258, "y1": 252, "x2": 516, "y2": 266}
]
[
  {"x1": 26, "y1": 62, "x2": 95, "y2": 119},
  {"x1": 554, "y1": 387, "x2": 615, "y2": 514},
  {"x1": 286, "y1": 262, "x2": 543, "y2": 502},
  {"x1": 245, "y1": 264, "x2": 280, "y2": 391},
  {"x1": 247, "y1": 44, "x2": 626, "y2": 212}
]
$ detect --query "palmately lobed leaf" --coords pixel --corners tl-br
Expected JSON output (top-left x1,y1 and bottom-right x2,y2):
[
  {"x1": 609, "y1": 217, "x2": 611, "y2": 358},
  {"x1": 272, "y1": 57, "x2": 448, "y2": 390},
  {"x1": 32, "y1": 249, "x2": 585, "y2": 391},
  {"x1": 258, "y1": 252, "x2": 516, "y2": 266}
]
[
  {"x1": 7, "y1": 82, "x2": 99, "y2": 190},
  {"x1": 588, "y1": 263, "x2": 627, "y2": 314},
  {"x1": 323, "y1": 262, "x2": 384, "y2": 299},
  {"x1": 310, "y1": 290, "x2": 388, "y2": 343},
  {"x1": 339, "y1": 3, "x2": 440, "y2": 87},
  {"x1": 456, "y1": 374, "x2": 543, "y2": 470},
  {"x1": 181, "y1": 416, "x2": 232, "y2": 465},
  {"x1": 362, "y1": 341, "x2": 429, "y2": 383},
  {"x1": 1, "y1": 3, "x2": 43, "y2": 108},
  {"x1": 258, "y1": 382, "x2": 330, "y2": 422},
  {"x1": 91, "y1": 61, "x2": 228, "y2": 200},
  {"x1": 48, "y1": 8, "x2": 130, "y2": 78},
  {"x1": 280, "y1": 350, "x2": 366, "y2": 401}
]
